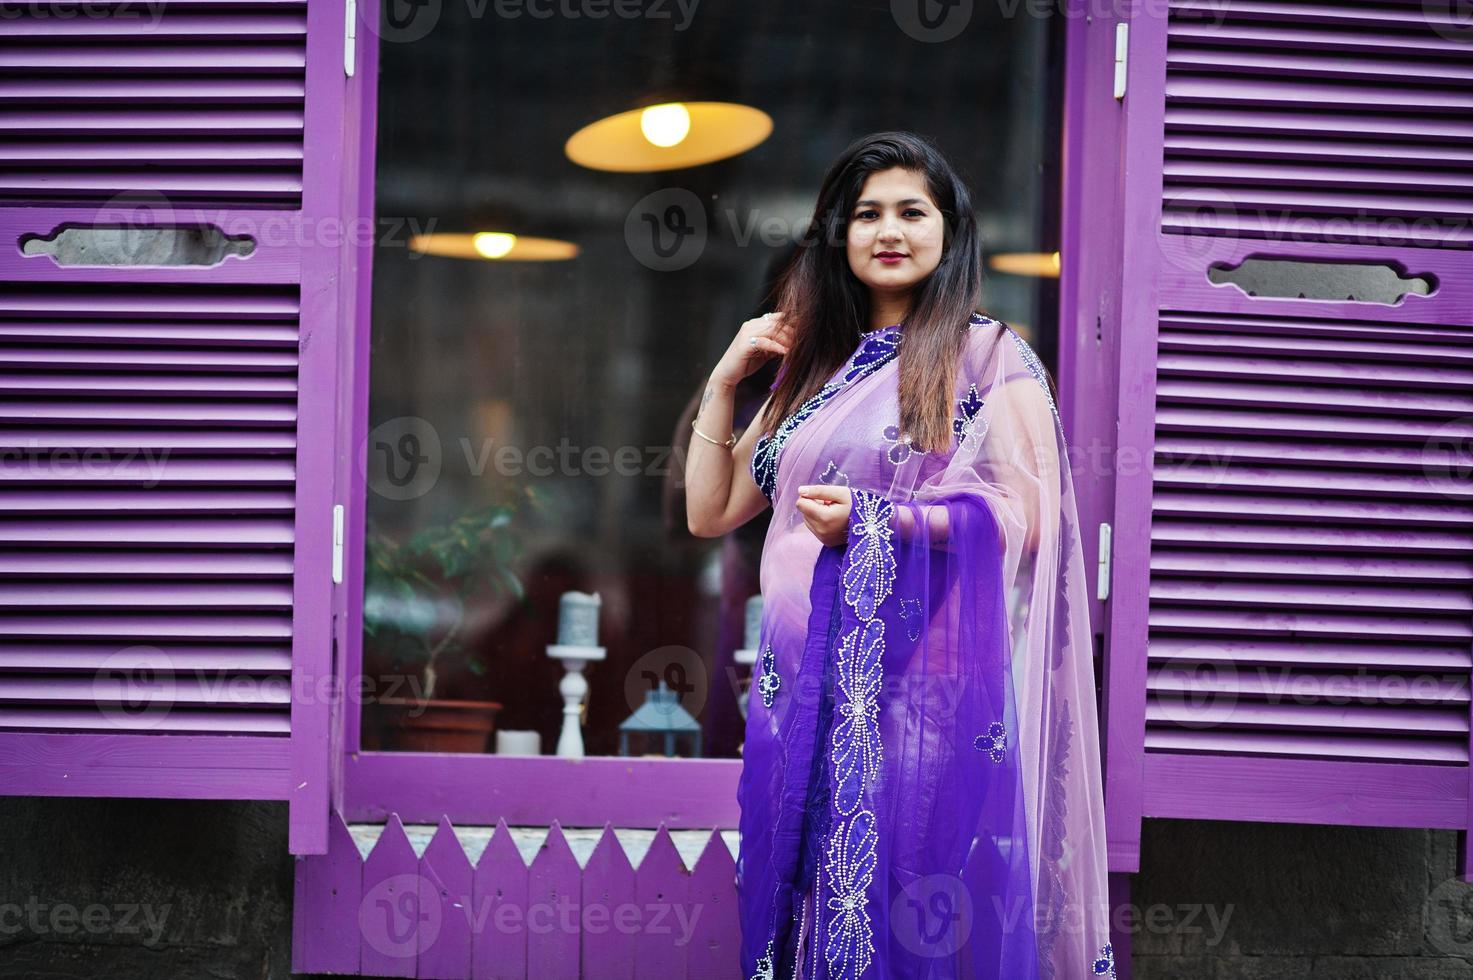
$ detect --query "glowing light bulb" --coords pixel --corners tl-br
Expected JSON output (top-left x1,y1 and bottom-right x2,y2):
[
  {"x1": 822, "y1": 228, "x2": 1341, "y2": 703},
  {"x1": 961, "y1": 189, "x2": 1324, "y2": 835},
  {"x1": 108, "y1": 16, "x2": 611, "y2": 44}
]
[
  {"x1": 640, "y1": 103, "x2": 691, "y2": 148},
  {"x1": 472, "y1": 232, "x2": 517, "y2": 259}
]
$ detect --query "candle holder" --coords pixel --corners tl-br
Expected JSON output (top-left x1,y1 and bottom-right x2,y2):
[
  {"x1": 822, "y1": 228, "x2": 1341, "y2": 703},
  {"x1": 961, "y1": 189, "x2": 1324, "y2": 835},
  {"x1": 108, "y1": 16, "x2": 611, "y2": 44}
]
[{"x1": 546, "y1": 591, "x2": 605, "y2": 758}]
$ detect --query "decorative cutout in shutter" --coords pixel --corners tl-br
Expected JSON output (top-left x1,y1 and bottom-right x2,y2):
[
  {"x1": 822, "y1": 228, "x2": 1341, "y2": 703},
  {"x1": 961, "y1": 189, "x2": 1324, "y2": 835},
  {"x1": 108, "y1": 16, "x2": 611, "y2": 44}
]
[
  {"x1": 0, "y1": 0, "x2": 346, "y2": 855},
  {"x1": 1105, "y1": 1, "x2": 1473, "y2": 874}
]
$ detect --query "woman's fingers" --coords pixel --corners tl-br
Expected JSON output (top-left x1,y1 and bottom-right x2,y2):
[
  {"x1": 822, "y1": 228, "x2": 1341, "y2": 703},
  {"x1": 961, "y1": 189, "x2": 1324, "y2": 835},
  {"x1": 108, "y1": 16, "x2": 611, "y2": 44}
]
[{"x1": 796, "y1": 484, "x2": 850, "y2": 504}]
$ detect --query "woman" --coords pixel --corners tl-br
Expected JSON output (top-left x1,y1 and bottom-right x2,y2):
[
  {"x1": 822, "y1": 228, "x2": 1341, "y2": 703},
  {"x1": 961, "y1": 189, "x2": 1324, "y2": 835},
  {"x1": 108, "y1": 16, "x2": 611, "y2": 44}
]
[{"x1": 685, "y1": 132, "x2": 1112, "y2": 980}]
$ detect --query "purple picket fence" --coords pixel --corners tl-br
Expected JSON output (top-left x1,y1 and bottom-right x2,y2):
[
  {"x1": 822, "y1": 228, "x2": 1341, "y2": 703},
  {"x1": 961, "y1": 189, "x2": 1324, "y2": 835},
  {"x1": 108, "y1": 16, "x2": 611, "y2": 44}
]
[{"x1": 294, "y1": 810, "x2": 742, "y2": 979}]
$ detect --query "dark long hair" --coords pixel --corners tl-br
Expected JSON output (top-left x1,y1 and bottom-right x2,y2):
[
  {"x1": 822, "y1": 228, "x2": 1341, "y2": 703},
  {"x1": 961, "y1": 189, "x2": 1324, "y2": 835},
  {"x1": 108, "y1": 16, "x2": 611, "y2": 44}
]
[{"x1": 760, "y1": 132, "x2": 983, "y2": 453}]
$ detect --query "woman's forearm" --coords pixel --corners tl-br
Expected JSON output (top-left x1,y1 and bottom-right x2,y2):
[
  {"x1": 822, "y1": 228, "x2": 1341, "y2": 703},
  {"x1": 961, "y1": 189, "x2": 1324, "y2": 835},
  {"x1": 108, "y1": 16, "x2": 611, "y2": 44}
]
[{"x1": 685, "y1": 376, "x2": 741, "y2": 536}]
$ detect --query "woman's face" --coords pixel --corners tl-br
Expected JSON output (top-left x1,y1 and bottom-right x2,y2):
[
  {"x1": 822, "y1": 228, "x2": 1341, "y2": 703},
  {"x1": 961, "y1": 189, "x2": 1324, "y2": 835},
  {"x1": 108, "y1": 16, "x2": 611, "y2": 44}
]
[{"x1": 845, "y1": 166, "x2": 946, "y2": 300}]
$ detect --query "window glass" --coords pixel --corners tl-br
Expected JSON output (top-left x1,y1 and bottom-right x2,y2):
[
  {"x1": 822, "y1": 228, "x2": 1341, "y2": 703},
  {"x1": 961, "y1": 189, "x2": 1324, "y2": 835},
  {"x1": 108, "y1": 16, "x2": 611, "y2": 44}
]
[{"x1": 362, "y1": 0, "x2": 1063, "y2": 758}]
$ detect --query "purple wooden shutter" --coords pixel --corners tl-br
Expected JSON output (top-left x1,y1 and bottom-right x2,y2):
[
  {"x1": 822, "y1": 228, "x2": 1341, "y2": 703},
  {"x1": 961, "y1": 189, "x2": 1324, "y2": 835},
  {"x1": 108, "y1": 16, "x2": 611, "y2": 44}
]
[
  {"x1": 1104, "y1": 1, "x2": 1473, "y2": 874},
  {"x1": 0, "y1": 0, "x2": 348, "y2": 855}
]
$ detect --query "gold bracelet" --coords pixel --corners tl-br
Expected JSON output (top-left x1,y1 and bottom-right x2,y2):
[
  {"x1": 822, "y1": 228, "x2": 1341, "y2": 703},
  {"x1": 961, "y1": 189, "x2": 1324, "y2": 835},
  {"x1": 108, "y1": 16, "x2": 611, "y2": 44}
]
[{"x1": 691, "y1": 419, "x2": 736, "y2": 448}]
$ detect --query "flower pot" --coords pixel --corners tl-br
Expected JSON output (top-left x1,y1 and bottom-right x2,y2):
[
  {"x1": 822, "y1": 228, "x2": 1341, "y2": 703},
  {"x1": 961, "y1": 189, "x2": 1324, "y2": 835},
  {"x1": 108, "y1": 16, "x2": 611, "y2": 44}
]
[{"x1": 372, "y1": 696, "x2": 504, "y2": 754}]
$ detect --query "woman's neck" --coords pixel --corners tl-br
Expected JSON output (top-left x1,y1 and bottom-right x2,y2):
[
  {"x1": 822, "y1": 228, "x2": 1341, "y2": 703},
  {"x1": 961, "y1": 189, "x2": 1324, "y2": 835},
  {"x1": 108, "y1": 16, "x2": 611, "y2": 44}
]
[{"x1": 869, "y1": 293, "x2": 911, "y2": 331}]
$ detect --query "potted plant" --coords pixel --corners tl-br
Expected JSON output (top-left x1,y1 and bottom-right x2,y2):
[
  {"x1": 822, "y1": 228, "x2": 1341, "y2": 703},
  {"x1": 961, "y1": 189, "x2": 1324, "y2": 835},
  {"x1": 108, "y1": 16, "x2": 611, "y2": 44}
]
[{"x1": 362, "y1": 497, "x2": 527, "y2": 752}]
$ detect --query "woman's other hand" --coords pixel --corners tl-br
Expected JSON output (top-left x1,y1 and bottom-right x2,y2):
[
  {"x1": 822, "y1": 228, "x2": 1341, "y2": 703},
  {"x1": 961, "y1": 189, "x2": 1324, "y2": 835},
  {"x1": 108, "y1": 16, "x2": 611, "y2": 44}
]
[
  {"x1": 711, "y1": 311, "x2": 794, "y2": 388},
  {"x1": 796, "y1": 484, "x2": 851, "y2": 548}
]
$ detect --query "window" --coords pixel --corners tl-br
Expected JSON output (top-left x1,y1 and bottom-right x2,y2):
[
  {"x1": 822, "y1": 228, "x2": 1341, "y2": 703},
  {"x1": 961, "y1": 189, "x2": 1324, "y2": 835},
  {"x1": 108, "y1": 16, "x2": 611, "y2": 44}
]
[{"x1": 345, "y1": 0, "x2": 1064, "y2": 824}]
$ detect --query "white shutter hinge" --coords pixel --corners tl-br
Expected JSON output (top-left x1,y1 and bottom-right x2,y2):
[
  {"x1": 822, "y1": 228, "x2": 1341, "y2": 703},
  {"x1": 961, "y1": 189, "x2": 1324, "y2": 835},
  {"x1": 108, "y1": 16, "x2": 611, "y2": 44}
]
[
  {"x1": 1096, "y1": 522, "x2": 1113, "y2": 602},
  {"x1": 1113, "y1": 22, "x2": 1128, "y2": 100},
  {"x1": 344, "y1": 0, "x2": 357, "y2": 77},
  {"x1": 332, "y1": 504, "x2": 345, "y2": 584}
]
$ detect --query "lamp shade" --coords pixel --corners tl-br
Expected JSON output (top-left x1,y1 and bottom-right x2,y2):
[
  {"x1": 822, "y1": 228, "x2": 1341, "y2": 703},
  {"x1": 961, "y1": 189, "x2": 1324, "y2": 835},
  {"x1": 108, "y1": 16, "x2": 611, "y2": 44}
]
[
  {"x1": 565, "y1": 101, "x2": 773, "y2": 173},
  {"x1": 408, "y1": 232, "x2": 579, "y2": 261}
]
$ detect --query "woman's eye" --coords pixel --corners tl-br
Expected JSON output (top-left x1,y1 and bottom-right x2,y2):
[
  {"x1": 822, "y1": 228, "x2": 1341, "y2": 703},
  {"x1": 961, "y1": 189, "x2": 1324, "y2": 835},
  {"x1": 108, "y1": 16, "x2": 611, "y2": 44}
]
[{"x1": 904, "y1": 208, "x2": 925, "y2": 218}]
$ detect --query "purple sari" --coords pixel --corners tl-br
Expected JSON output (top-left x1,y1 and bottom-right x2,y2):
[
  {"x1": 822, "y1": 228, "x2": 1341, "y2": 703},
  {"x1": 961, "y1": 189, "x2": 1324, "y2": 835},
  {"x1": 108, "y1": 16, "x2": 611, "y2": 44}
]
[{"x1": 736, "y1": 313, "x2": 1113, "y2": 979}]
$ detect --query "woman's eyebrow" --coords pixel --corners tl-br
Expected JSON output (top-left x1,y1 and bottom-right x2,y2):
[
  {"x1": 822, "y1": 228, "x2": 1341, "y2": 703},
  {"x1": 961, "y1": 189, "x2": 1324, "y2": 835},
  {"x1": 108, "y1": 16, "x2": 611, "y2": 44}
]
[{"x1": 854, "y1": 198, "x2": 930, "y2": 208}]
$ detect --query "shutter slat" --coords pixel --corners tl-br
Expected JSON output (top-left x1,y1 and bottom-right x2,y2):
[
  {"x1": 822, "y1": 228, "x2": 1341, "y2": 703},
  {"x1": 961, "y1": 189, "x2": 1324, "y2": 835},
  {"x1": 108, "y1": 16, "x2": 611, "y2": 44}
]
[
  {"x1": 1146, "y1": 698, "x2": 1470, "y2": 735},
  {"x1": 0, "y1": 400, "x2": 296, "y2": 425},
  {"x1": 2, "y1": 13, "x2": 307, "y2": 38},
  {"x1": 1163, "y1": 132, "x2": 1473, "y2": 167},
  {"x1": 1147, "y1": 667, "x2": 1470, "y2": 704},
  {"x1": 0, "y1": 644, "x2": 293, "y2": 673},
  {"x1": 0, "y1": 489, "x2": 295, "y2": 514},
  {"x1": 1151, "y1": 579, "x2": 1472, "y2": 614},
  {"x1": 1145, "y1": 729, "x2": 1466, "y2": 764},
  {"x1": 1158, "y1": 351, "x2": 1473, "y2": 389},
  {"x1": 0, "y1": 707, "x2": 291, "y2": 735},
  {"x1": 1149, "y1": 637, "x2": 1473, "y2": 672},
  {"x1": 0, "y1": 583, "x2": 293, "y2": 610},
  {"x1": 0, "y1": 613, "x2": 292, "y2": 641},
  {"x1": 1156, "y1": 378, "x2": 1473, "y2": 416},
  {"x1": 0, "y1": 291, "x2": 299, "y2": 319},
  {"x1": 1165, "y1": 77, "x2": 1473, "y2": 114},
  {"x1": 1174, "y1": 0, "x2": 1470, "y2": 33},
  {"x1": 0, "y1": 676, "x2": 291, "y2": 707},
  {"x1": 1164, "y1": 106, "x2": 1473, "y2": 143},
  {"x1": 0, "y1": 109, "x2": 306, "y2": 136},
  {"x1": 1152, "y1": 493, "x2": 1470, "y2": 529},
  {"x1": 1161, "y1": 185, "x2": 1473, "y2": 221},
  {"x1": 1154, "y1": 465, "x2": 1469, "y2": 502},
  {"x1": 0, "y1": 46, "x2": 307, "y2": 73},
  {"x1": 0, "y1": 322, "x2": 298, "y2": 347},
  {"x1": 1166, "y1": 20, "x2": 1469, "y2": 58},
  {"x1": 1159, "y1": 329, "x2": 1473, "y2": 364},
  {"x1": 0, "y1": 172, "x2": 304, "y2": 199},
  {"x1": 0, "y1": 429, "x2": 295, "y2": 452},
  {"x1": 0, "y1": 141, "x2": 303, "y2": 165},
  {"x1": 0, "y1": 77, "x2": 306, "y2": 102},
  {"x1": 0, "y1": 518, "x2": 294, "y2": 546},
  {"x1": 1156, "y1": 435, "x2": 1463, "y2": 472},
  {"x1": 0, "y1": 374, "x2": 296, "y2": 396},
  {"x1": 0, "y1": 348, "x2": 298, "y2": 371},
  {"x1": 1152, "y1": 520, "x2": 1471, "y2": 554},
  {"x1": 0, "y1": 551, "x2": 293, "y2": 578},
  {"x1": 1166, "y1": 48, "x2": 1473, "y2": 85},
  {"x1": 1156, "y1": 405, "x2": 1471, "y2": 443},
  {"x1": 1152, "y1": 553, "x2": 1473, "y2": 582},
  {"x1": 1165, "y1": 159, "x2": 1473, "y2": 196},
  {"x1": 0, "y1": 457, "x2": 294, "y2": 484},
  {"x1": 1150, "y1": 607, "x2": 1472, "y2": 642}
]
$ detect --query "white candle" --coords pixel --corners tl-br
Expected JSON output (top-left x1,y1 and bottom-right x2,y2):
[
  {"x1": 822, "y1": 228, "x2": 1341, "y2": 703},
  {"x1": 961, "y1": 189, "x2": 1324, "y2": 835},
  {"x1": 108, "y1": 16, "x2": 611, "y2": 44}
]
[
  {"x1": 495, "y1": 729, "x2": 541, "y2": 756},
  {"x1": 557, "y1": 591, "x2": 601, "y2": 647}
]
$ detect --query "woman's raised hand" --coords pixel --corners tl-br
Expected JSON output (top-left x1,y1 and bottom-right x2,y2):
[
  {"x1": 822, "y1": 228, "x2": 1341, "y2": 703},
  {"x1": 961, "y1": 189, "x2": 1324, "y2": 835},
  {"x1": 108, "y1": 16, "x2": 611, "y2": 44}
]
[{"x1": 711, "y1": 311, "x2": 794, "y2": 389}]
